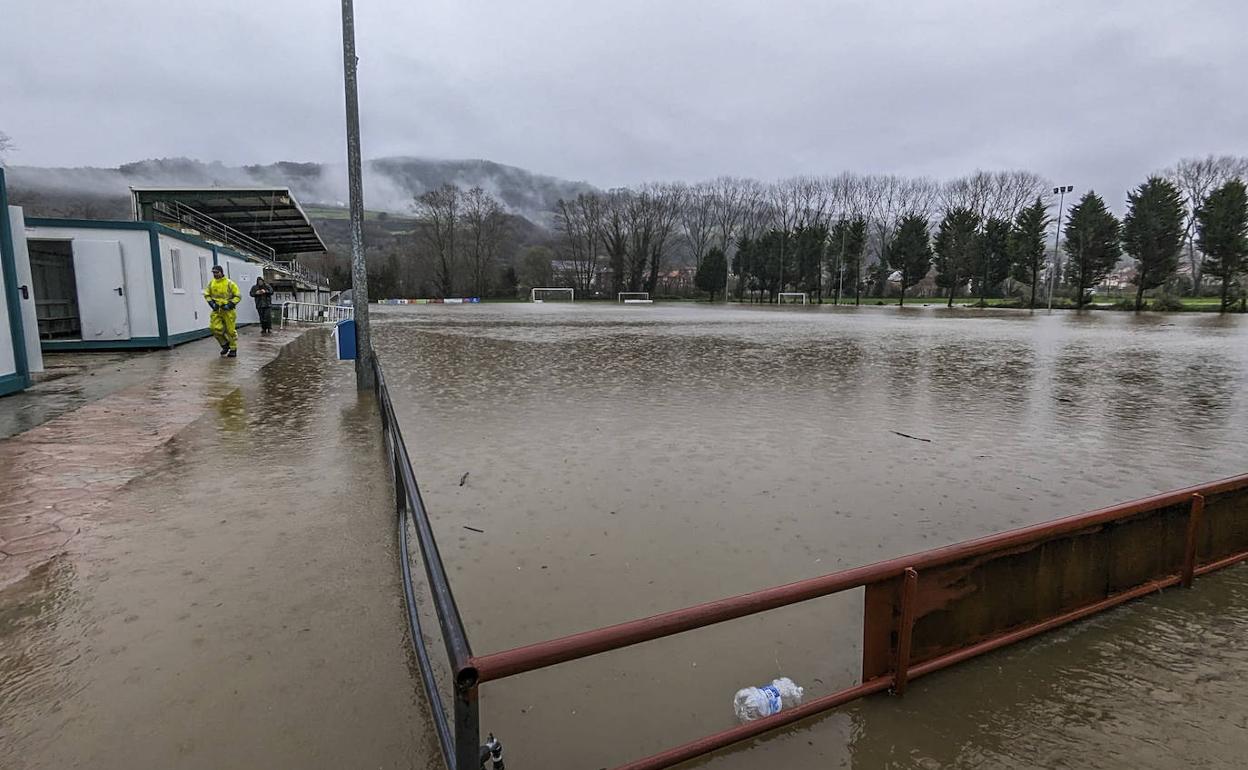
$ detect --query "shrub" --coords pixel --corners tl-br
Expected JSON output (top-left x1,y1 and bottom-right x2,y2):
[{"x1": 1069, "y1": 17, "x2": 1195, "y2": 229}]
[{"x1": 1150, "y1": 293, "x2": 1185, "y2": 312}]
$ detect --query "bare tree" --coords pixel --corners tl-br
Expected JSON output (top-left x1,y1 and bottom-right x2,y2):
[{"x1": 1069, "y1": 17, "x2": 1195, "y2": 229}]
[
  {"x1": 598, "y1": 189, "x2": 631, "y2": 296},
  {"x1": 993, "y1": 170, "x2": 1049, "y2": 221},
  {"x1": 414, "y1": 184, "x2": 461, "y2": 298},
  {"x1": 1164, "y1": 155, "x2": 1248, "y2": 295},
  {"x1": 0, "y1": 131, "x2": 13, "y2": 165},
  {"x1": 461, "y1": 186, "x2": 506, "y2": 298},
  {"x1": 679, "y1": 182, "x2": 717, "y2": 270},
  {"x1": 941, "y1": 170, "x2": 1048, "y2": 223},
  {"x1": 554, "y1": 193, "x2": 604, "y2": 292},
  {"x1": 622, "y1": 183, "x2": 684, "y2": 293}
]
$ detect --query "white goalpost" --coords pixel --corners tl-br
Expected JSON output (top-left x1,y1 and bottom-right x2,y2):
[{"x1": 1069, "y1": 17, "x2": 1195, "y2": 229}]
[
  {"x1": 531, "y1": 287, "x2": 575, "y2": 303},
  {"x1": 617, "y1": 292, "x2": 653, "y2": 304},
  {"x1": 778, "y1": 292, "x2": 809, "y2": 305}
]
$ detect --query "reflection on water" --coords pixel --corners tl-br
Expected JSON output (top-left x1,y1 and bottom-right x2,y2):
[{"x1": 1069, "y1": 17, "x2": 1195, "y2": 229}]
[{"x1": 377, "y1": 303, "x2": 1248, "y2": 768}]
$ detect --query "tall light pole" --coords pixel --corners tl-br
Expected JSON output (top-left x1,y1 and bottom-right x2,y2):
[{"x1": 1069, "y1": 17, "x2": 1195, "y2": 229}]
[
  {"x1": 341, "y1": 0, "x2": 375, "y2": 388},
  {"x1": 1047, "y1": 185, "x2": 1073, "y2": 311}
]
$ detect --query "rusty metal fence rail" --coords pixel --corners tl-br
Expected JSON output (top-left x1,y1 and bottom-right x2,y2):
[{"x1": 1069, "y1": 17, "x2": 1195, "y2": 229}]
[{"x1": 374, "y1": 352, "x2": 1248, "y2": 769}]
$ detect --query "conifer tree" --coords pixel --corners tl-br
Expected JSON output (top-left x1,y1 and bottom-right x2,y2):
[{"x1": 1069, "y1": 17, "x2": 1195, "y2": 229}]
[
  {"x1": 1063, "y1": 191, "x2": 1121, "y2": 308},
  {"x1": 1009, "y1": 197, "x2": 1052, "y2": 308},
  {"x1": 1122, "y1": 177, "x2": 1185, "y2": 310},
  {"x1": 889, "y1": 214, "x2": 932, "y2": 306},
  {"x1": 1196, "y1": 179, "x2": 1248, "y2": 312},
  {"x1": 934, "y1": 207, "x2": 980, "y2": 307}
]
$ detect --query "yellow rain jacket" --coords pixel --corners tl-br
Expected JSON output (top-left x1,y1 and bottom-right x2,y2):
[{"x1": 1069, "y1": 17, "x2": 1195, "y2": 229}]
[{"x1": 204, "y1": 276, "x2": 242, "y2": 351}]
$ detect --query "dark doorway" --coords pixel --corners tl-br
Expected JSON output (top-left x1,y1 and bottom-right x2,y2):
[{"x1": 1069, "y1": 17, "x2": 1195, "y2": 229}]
[{"x1": 28, "y1": 240, "x2": 81, "y2": 340}]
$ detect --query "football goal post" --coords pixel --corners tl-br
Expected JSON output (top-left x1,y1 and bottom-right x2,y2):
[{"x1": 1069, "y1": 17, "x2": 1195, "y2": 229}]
[
  {"x1": 778, "y1": 292, "x2": 809, "y2": 304},
  {"x1": 617, "y1": 292, "x2": 653, "y2": 304},
  {"x1": 531, "y1": 287, "x2": 575, "y2": 303}
]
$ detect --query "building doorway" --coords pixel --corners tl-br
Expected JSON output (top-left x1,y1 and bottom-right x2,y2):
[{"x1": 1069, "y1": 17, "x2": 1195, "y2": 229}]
[{"x1": 28, "y1": 240, "x2": 80, "y2": 339}]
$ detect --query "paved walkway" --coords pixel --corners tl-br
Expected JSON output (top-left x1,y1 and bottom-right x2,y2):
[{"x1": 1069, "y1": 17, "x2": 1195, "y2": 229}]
[
  {"x1": 0, "y1": 328, "x2": 305, "y2": 589},
  {"x1": 1, "y1": 327, "x2": 431, "y2": 769}
]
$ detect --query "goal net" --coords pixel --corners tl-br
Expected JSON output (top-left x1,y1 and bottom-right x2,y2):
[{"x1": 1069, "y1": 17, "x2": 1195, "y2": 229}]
[
  {"x1": 778, "y1": 292, "x2": 809, "y2": 304},
  {"x1": 618, "y1": 292, "x2": 653, "y2": 304},
  {"x1": 531, "y1": 287, "x2": 575, "y2": 303}
]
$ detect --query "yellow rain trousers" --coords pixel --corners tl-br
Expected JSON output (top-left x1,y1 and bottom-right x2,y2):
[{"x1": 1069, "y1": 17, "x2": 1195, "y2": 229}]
[{"x1": 204, "y1": 276, "x2": 242, "y2": 351}]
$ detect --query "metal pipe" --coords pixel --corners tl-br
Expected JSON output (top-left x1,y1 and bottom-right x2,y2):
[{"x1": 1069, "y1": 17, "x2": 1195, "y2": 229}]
[
  {"x1": 455, "y1": 684, "x2": 481, "y2": 770},
  {"x1": 611, "y1": 565, "x2": 1235, "y2": 770},
  {"x1": 1194, "y1": 549, "x2": 1248, "y2": 576},
  {"x1": 471, "y1": 473, "x2": 1248, "y2": 683},
  {"x1": 612, "y1": 677, "x2": 894, "y2": 770},
  {"x1": 374, "y1": 360, "x2": 476, "y2": 680}
]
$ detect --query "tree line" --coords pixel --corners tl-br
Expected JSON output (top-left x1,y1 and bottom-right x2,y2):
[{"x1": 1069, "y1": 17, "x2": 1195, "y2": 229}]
[
  {"x1": 387, "y1": 155, "x2": 1248, "y2": 309},
  {"x1": 542, "y1": 156, "x2": 1248, "y2": 310}
]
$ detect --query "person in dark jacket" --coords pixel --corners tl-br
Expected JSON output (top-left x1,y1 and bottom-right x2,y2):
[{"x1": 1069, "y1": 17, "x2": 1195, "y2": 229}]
[{"x1": 250, "y1": 276, "x2": 275, "y2": 335}]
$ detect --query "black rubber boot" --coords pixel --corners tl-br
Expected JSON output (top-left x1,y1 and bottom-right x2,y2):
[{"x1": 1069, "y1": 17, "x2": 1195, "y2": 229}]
[
  {"x1": 227, "y1": 349, "x2": 237, "y2": 358},
  {"x1": 219, "y1": 344, "x2": 229, "y2": 357}
]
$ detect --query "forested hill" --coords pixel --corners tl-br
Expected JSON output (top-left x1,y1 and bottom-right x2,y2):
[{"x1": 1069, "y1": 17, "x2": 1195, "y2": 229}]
[{"x1": 3, "y1": 156, "x2": 596, "y2": 224}]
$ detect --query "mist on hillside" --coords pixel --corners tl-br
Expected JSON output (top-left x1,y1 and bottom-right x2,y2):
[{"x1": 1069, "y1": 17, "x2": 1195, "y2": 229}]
[{"x1": 4, "y1": 156, "x2": 595, "y2": 224}]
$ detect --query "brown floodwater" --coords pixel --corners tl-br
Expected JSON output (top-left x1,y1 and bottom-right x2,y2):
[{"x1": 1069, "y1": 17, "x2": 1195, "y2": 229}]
[
  {"x1": 2, "y1": 305, "x2": 1245, "y2": 770},
  {"x1": 373, "y1": 302, "x2": 1248, "y2": 769}
]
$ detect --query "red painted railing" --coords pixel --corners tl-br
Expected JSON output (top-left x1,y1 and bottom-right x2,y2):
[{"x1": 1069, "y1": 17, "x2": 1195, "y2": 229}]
[{"x1": 460, "y1": 473, "x2": 1248, "y2": 769}]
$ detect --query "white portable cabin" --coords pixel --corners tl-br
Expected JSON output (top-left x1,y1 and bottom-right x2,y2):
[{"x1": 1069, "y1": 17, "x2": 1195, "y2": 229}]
[
  {"x1": 22, "y1": 219, "x2": 270, "y2": 350},
  {"x1": 1, "y1": 168, "x2": 40, "y2": 396},
  {"x1": 20, "y1": 186, "x2": 329, "y2": 352}
]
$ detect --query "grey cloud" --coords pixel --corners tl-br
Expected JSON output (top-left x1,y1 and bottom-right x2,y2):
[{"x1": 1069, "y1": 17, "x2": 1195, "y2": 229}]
[{"x1": 3, "y1": 0, "x2": 1247, "y2": 209}]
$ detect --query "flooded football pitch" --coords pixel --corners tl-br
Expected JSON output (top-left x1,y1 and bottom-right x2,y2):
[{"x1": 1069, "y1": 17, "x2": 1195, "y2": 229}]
[
  {"x1": 377, "y1": 302, "x2": 1248, "y2": 769},
  {"x1": 2, "y1": 304, "x2": 1246, "y2": 769}
]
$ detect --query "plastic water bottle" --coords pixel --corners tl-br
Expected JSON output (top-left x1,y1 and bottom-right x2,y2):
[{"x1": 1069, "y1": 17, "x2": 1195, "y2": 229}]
[{"x1": 733, "y1": 677, "x2": 804, "y2": 722}]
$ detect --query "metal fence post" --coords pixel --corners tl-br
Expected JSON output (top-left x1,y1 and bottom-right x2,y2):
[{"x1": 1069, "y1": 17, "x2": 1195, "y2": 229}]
[
  {"x1": 455, "y1": 682, "x2": 481, "y2": 770},
  {"x1": 1182, "y1": 493, "x2": 1205, "y2": 588},
  {"x1": 893, "y1": 567, "x2": 919, "y2": 694}
]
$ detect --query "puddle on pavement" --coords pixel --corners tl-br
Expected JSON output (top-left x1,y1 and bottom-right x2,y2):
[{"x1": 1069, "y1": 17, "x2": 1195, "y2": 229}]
[{"x1": 374, "y1": 303, "x2": 1248, "y2": 768}]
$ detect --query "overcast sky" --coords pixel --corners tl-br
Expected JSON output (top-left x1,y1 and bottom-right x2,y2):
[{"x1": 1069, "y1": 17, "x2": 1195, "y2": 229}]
[{"x1": 4, "y1": 0, "x2": 1247, "y2": 198}]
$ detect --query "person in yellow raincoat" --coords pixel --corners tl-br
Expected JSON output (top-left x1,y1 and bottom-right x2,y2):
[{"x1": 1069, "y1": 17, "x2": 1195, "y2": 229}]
[{"x1": 204, "y1": 264, "x2": 242, "y2": 357}]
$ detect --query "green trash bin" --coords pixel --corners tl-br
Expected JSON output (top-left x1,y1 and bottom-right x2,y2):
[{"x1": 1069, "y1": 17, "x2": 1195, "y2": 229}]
[{"x1": 267, "y1": 305, "x2": 283, "y2": 329}]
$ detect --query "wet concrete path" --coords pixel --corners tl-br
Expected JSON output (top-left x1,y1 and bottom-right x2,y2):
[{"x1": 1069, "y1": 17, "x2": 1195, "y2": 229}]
[
  {"x1": 1, "y1": 330, "x2": 433, "y2": 769},
  {"x1": 2, "y1": 329, "x2": 323, "y2": 589}
]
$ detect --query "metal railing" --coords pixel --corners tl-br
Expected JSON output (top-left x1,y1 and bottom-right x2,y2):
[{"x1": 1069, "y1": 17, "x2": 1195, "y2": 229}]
[
  {"x1": 151, "y1": 200, "x2": 276, "y2": 259},
  {"x1": 274, "y1": 259, "x2": 331, "y2": 289},
  {"x1": 373, "y1": 348, "x2": 1248, "y2": 769},
  {"x1": 281, "y1": 302, "x2": 354, "y2": 326},
  {"x1": 373, "y1": 356, "x2": 487, "y2": 770},
  {"x1": 150, "y1": 200, "x2": 330, "y2": 288}
]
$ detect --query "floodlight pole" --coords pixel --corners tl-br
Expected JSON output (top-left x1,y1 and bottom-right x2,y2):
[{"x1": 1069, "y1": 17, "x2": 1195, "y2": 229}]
[
  {"x1": 341, "y1": 0, "x2": 375, "y2": 388},
  {"x1": 1047, "y1": 185, "x2": 1072, "y2": 311}
]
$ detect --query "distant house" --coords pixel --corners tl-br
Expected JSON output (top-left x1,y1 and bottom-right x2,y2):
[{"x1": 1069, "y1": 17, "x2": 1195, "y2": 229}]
[{"x1": 551, "y1": 259, "x2": 611, "y2": 292}]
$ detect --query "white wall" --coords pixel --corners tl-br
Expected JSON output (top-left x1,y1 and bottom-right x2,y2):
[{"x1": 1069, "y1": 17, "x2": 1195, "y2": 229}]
[
  {"x1": 23, "y1": 225, "x2": 159, "y2": 339},
  {"x1": 218, "y1": 253, "x2": 262, "y2": 325},
  {"x1": 8, "y1": 207, "x2": 42, "y2": 372},
  {"x1": 157, "y1": 232, "x2": 215, "y2": 337}
]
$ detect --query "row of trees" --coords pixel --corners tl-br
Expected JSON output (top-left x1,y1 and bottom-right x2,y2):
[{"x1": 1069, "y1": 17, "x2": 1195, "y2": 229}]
[
  {"x1": 398, "y1": 156, "x2": 1247, "y2": 307},
  {"x1": 412, "y1": 184, "x2": 510, "y2": 298},
  {"x1": 550, "y1": 171, "x2": 1054, "y2": 299}
]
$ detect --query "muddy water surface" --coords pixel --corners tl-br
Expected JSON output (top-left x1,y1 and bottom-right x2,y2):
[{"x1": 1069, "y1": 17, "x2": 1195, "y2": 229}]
[{"x1": 376, "y1": 302, "x2": 1248, "y2": 769}]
